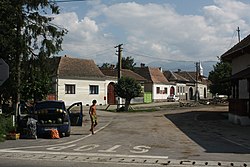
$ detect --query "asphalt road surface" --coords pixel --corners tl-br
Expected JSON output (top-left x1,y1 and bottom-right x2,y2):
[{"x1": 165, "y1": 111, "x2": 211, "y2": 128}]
[{"x1": 0, "y1": 104, "x2": 250, "y2": 167}]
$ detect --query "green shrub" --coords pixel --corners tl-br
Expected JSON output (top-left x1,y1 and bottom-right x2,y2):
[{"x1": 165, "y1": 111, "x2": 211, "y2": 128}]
[{"x1": 0, "y1": 115, "x2": 15, "y2": 141}]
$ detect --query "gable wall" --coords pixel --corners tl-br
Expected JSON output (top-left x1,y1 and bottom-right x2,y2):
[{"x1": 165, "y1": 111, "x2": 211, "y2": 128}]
[
  {"x1": 198, "y1": 83, "x2": 208, "y2": 99},
  {"x1": 232, "y1": 53, "x2": 250, "y2": 74},
  {"x1": 57, "y1": 78, "x2": 108, "y2": 106},
  {"x1": 152, "y1": 84, "x2": 174, "y2": 101},
  {"x1": 232, "y1": 53, "x2": 250, "y2": 98}
]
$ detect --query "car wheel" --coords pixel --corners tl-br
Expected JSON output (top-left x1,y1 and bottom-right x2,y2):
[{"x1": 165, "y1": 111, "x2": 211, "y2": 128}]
[{"x1": 65, "y1": 132, "x2": 70, "y2": 137}]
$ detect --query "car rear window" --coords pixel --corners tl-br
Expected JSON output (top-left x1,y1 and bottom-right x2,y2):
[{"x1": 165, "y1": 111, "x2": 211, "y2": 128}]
[{"x1": 35, "y1": 101, "x2": 66, "y2": 111}]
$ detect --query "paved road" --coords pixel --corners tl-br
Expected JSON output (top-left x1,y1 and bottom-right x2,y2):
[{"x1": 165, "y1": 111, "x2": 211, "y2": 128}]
[{"x1": 0, "y1": 104, "x2": 250, "y2": 167}]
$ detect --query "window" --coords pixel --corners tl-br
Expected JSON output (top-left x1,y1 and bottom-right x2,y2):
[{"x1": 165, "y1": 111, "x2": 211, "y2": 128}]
[
  {"x1": 90, "y1": 85, "x2": 99, "y2": 94},
  {"x1": 65, "y1": 84, "x2": 75, "y2": 94},
  {"x1": 156, "y1": 87, "x2": 160, "y2": 94},
  {"x1": 164, "y1": 88, "x2": 168, "y2": 94}
]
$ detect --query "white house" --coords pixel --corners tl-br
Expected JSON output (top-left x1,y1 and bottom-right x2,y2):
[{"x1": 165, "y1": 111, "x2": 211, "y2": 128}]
[
  {"x1": 134, "y1": 66, "x2": 175, "y2": 102},
  {"x1": 50, "y1": 56, "x2": 115, "y2": 106},
  {"x1": 100, "y1": 68, "x2": 147, "y2": 104},
  {"x1": 164, "y1": 69, "x2": 208, "y2": 101}
]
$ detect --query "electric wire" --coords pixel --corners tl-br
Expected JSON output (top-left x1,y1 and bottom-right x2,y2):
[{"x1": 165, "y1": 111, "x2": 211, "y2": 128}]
[
  {"x1": 53, "y1": 0, "x2": 89, "y2": 3},
  {"x1": 123, "y1": 49, "x2": 197, "y2": 63}
]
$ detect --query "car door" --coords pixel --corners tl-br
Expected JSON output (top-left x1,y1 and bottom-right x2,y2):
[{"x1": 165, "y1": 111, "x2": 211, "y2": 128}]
[
  {"x1": 67, "y1": 102, "x2": 83, "y2": 126},
  {"x1": 17, "y1": 102, "x2": 34, "y2": 132}
]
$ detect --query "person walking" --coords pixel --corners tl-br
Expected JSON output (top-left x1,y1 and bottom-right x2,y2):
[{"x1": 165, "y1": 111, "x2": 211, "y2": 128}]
[{"x1": 89, "y1": 100, "x2": 98, "y2": 134}]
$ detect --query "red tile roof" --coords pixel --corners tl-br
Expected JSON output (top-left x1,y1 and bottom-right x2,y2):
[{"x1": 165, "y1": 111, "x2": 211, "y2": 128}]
[
  {"x1": 100, "y1": 69, "x2": 147, "y2": 82},
  {"x1": 163, "y1": 71, "x2": 189, "y2": 82},
  {"x1": 134, "y1": 67, "x2": 169, "y2": 84},
  {"x1": 53, "y1": 56, "x2": 105, "y2": 79}
]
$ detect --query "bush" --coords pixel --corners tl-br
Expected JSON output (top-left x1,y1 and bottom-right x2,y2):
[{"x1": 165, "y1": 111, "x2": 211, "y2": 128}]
[{"x1": 0, "y1": 115, "x2": 15, "y2": 141}]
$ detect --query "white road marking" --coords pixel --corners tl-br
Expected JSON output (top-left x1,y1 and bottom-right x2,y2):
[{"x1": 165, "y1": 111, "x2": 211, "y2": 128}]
[
  {"x1": 130, "y1": 146, "x2": 151, "y2": 153},
  {"x1": 1, "y1": 118, "x2": 113, "y2": 150},
  {"x1": 47, "y1": 144, "x2": 76, "y2": 151},
  {"x1": 0, "y1": 149, "x2": 168, "y2": 159},
  {"x1": 220, "y1": 136, "x2": 250, "y2": 150},
  {"x1": 98, "y1": 145, "x2": 121, "y2": 153},
  {"x1": 74, "y1": 144, "x2": 100, "y2": 151}
]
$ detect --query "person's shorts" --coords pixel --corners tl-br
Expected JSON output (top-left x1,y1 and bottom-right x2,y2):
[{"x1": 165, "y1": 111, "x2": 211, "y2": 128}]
[{"x1": 91, "y1": 115, "x2": 97, "y2": 123}]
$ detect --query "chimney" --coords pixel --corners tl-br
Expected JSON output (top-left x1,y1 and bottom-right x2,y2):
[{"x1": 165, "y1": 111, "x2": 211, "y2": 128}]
[
  {"x1": 140, "y1": 63, "x2": 145, "y2": 67},
  {"x1": 159, "y1": 67, "x2": 162, "y2": 72}
]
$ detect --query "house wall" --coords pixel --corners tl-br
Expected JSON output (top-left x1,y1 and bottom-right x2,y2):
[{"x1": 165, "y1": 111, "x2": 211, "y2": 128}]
[
  {"x1": 239, "y1": 80, "x2": 248, "y2": 99},
  {"x1": 152, "y1": 84, "x2": 174, "y2": 102},
  {"x1": 176, "y1": 83, "x2": 186, "y2": 100},
  {"x1": 144, "y1": 83, "x2": 153, "y2": 92},
  {"x1": 232, "y1": 53, "x2": 250, "y2": 74},
  {"x1": 198, "y1": 83, "x2": 208, "y2": 99},
  {"x1": 232, "y1": 53, "x2": 250, "y2": 99},
  {"x1": 57, "y1": 78, "x2": 109, "y2": 106},
  {"x1": 229, "y1": 53, "x2": 250, "y2": 125}
]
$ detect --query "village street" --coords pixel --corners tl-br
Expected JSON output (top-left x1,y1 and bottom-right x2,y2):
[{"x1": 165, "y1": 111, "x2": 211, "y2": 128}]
[{"x1": 0, "y1": 104, "x2": 250, "y2": 167}]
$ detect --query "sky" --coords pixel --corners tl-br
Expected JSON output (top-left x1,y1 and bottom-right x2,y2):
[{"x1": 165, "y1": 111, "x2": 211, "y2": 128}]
[{"x1": 52, "y1": 0, "x2": 250, "y2": 67}]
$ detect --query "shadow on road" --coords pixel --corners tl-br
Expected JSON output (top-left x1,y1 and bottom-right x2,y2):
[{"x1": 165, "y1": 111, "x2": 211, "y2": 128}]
[{"x1": 165, "y1": 110, "x2": 250, "y2": 154}]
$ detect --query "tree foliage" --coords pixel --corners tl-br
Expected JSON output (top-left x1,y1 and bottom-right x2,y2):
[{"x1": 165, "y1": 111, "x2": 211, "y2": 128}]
[
  {"x1": 0, "y1": 0, "x2": 67, "y2": 105},
  {"x1": 116, "y1": 56, "x2": 136, "y2": 70},
  {"x1": 100, "y1": 63, "x2": 115, "y2": 69},
  {"x1": 208, "y1": 61, "x2": 232, "y2": 97},
  {"x1": 114, "y1": 77, "x2": 141, "y2": 111}
]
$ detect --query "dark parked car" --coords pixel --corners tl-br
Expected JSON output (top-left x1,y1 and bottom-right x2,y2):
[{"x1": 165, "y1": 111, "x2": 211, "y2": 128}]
[{"x1": 18, "y1": 100, "x2": 83, "y2": 138}]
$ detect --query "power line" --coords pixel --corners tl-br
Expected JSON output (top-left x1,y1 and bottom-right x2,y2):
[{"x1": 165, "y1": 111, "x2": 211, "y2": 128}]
[
  {"x1": 123, "y1": 49, "x2": 196, "y2": 63},
  {"x1": 83, "y1": 47, "x2": 114, "y2": 57},
  {"x1": 227, "y1": 29, "x2": 237, "y2": 49},
  {"x1": 53, "y1": 0, "x2": 89, "y2": 3}
]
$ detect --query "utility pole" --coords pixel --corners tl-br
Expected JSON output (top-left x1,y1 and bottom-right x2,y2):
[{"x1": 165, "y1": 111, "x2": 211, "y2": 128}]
[
  {"x1": 195, "y1": 62, "x2": 199, "y2": 102},
  {"x1": 237, "y1": 27, "x2": 241, "y2": 42},
  {"x1": 115, "y1": 44, "x2": 123, "y2": 79},
  {"x1": 115, "y1": 44, "x2": 123, "y2": 110}
]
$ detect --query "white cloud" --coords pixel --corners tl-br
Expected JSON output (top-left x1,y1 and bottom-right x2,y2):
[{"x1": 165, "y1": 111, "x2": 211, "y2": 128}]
[
  {"x1": 53, "y1": 12, "x2": 116, "y2": 63},
  {"x1": 55, "y1": 0, "x2": 250, "y2": 65}
]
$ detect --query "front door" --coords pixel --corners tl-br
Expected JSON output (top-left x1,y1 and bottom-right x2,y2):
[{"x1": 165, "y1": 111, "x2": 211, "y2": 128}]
[
  {"x1": 107, "y1": 83, "x2": 116, "y2": 105},
  {"x1": 189, "y1": 87, "x2": 193, "y2": 100},
  {"x1": 170, "y1": 86, "x2": 175, "y2": 95}
]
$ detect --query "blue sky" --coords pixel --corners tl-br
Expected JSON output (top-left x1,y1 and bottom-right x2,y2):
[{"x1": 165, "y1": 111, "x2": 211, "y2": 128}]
[{"x1": 52, "y1": 0, "x2": 250, "y2": 68}]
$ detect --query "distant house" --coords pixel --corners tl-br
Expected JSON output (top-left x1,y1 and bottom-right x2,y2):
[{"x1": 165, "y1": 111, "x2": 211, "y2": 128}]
[
  {"x1": 163, "y1": 71, "x2": 189, "y2": 100},
  {"x1": 164, "y1": 67, "x2": 208, "y2": 101},
  {"x1": 134, "y1": 66, "x2": 174, "y2": 102},
  {"x1": 50, "y1": 56, "x2": 114, "y2": 106},
  {"x1": 221, "y1": 34, "x2": 250, "y2": 125},
  {"x1": 175, "y1": 70, "x2": 208, "y2": 100},
  {"x1": 100, "y1": 68, "x2": 147, "y2": 103}
]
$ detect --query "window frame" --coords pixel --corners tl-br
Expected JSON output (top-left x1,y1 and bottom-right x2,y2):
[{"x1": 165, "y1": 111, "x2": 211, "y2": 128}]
[
  {"x1": 156, "y1": 87, "x2": 160, "y2": 94},
  {"x1": 65, "y1": 84, "x2": 76, "y2": 94},
  {"x1": 89, "y1": 85, "x2": 99, "y2": 95}
]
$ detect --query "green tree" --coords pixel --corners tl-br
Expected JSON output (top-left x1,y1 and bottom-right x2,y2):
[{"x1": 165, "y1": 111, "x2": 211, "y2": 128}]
[
  {"x1": 114, "y1": 77, "x2": 142, "y2": 111},
  {"x1": 100, "y1": 63, "x2": 115, "y2": 69},
  {"x1": 116, "y1": 56, "x2": 136, "y2": 70},
  {"x1": 0, "y1": 0, "x2": 67, "y2": 105},
  {"x1": 208, "y1": 61, "x2": 232, "y2": 97}
]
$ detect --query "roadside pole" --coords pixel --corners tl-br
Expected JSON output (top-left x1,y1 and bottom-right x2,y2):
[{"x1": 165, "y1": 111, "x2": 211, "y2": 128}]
[{"x1": 115, "y1": 44, "x2": 123, "y2": 110}]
